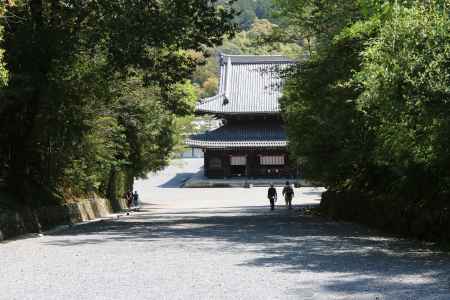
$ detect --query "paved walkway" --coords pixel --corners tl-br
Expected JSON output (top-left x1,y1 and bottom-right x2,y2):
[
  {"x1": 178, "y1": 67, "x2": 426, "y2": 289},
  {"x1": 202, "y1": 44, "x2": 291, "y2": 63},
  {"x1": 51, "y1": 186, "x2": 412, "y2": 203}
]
[{"x1": 1, "y1": 159, "x2": 450, "y2": 299}]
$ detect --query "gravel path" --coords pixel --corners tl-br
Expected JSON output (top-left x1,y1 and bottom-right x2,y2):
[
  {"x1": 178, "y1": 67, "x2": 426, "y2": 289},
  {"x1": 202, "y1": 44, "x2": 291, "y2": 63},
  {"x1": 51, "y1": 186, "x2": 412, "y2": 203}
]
[{"x1": 1, "y1": 159, "x2": 450, "y2": 300}]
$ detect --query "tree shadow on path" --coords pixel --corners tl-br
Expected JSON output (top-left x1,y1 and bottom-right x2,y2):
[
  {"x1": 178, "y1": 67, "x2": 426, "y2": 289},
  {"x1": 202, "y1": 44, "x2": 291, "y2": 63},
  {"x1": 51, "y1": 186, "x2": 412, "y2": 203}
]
[
  {"x1": 45, "y1": 204, "x2": 450, "y2": 299},
  {"x1": 157, "y1": 172, "x2": 197, "y2": 188}
]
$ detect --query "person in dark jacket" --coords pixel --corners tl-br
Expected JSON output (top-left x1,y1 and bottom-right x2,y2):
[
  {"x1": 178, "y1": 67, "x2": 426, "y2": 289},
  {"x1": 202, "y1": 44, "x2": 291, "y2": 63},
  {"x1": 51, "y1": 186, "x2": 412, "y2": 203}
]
[
  {"x1": 282, "y1": 181, "x2": 294, "y2": 209},
  {"x1": 133, "y1": 191, "x2": 139, "y2": 207},
  {"x1": 267, "y1": 184, "x2": 277, "y2": 210}
]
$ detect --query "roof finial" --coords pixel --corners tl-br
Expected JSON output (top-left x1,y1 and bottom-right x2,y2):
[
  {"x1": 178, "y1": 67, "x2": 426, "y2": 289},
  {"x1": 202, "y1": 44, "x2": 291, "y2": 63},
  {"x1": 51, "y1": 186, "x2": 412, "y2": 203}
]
[{"x1": 224, "y1": 56, "x2": 232, "y2": 105}]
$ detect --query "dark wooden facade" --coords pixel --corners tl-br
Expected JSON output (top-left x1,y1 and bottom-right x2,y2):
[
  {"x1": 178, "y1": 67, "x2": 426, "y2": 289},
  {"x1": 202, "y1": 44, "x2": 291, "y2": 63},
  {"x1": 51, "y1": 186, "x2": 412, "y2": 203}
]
[{"x1": 204, "y1": 149, "x2": 296, "y2": 178}]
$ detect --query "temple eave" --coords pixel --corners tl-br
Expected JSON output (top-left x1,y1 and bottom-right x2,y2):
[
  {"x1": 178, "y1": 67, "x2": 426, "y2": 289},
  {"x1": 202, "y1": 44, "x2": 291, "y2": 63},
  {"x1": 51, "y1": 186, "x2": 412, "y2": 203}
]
[
  {"x1": 196, "y1": 109, "x2": 280, "y2": 115},
  {"x1": 186, "y1": 140, "x2": 288, "y2": 149}
]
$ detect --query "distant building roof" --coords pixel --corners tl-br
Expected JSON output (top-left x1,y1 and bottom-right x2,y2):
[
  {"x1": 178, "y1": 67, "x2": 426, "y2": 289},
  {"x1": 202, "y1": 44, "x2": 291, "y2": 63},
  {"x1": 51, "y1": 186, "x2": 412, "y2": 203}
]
[
  {"x1": 186, "y1": 122, "x2": 287, "y2": 149},
  {"x1": 219, "y1": 55, "x2": 293, "y2": 64},
  {"x1": 197, "y1": 54, "x2": 294, "y2": 115}
]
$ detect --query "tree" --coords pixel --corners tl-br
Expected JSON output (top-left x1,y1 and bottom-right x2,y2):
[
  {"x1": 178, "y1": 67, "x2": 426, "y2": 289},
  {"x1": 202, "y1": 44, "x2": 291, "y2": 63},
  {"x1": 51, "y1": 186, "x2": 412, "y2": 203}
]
[
  {"x1": 0, "y1": 2, "x2": 8, "y2": 87},
  {"x1": 273, "y1": 0, "x2": 364, "y2": 56},
  {"x1": 281, "y1": 0, "x2": 450, "y2": 197},
  {"x1": 0, "y1": 0, "x2": 237, "y2": 205},
  {"x1": 357, "y1": 3, "x2": 450, "y2": 195},
  {"x1": 116, "y1": 78, "x2": 198, "y2": 190},
  {"x1": 280, "y1": 16, "x2": 378, "y2": 187},
  {"x1": 232, "y1": 0, "x2": 277, "y2": 29}
]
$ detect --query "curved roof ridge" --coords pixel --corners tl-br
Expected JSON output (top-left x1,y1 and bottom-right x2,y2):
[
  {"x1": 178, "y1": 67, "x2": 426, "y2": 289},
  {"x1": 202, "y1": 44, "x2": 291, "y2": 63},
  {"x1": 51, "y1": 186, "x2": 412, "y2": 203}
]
[
  {"x1": 197, "y1": 54, "x2": 293, "y2": 114},
  {"x1": 186, "y1": 122, "x2": 288, "y2": 149},
  {"x1": 222, "y1": 54, "x2": 289, "y2": 58},
  {"x1": 219, "y1": 53, "x2": 294, "y2": 65}
]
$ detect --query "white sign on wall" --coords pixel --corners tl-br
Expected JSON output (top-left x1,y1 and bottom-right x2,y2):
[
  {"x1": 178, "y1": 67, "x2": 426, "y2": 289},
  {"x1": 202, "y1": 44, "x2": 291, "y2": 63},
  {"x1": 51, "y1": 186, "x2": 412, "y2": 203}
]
[
  {"x1": 260, "y1": 155, "x2": 285, "y2": 166},
  {"x1": 230, "y1": 156, "x2": 247, "y2": 166}
]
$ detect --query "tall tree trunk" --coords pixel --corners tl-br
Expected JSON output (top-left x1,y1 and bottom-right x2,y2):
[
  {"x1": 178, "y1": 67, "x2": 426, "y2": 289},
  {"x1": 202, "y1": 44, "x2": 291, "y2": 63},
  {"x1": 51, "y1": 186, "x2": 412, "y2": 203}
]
[
  {"x1": 7, "y1": 0, "x2": 46, "y2": 202},
  {"x1": 30, "y1": 0, "x2": 43, "y2": 27},
  {"x1": 106, "y1": 167, "x2": 122, "y2": 212},
  {"x1": 125, "y1": 168, "x2": 134, "y2": 193}
]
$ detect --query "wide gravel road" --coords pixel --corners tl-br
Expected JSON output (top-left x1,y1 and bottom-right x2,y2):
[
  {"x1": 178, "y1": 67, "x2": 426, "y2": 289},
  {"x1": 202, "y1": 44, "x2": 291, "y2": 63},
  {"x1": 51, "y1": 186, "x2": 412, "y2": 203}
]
[{"x1": 1, "y1": 159, "x2": 450, "y2": 300}]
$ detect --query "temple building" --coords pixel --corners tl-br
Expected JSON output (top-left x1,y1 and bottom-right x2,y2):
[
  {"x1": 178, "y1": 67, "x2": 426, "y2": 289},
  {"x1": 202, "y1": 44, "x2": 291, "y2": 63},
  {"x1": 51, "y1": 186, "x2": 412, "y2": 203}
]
[{"x1": 187, "y1": 54, "x2": 296, "y2": 179}]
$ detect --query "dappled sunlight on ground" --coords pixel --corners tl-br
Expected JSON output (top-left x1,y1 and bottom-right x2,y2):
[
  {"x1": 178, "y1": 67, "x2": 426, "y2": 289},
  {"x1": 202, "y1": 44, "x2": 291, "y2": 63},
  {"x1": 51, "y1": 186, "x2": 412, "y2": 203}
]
[
  {"x1": 41, "y1": 200, "x2": 450, "y2": 299},
  {"x1": 1, "y1": 159, "x2": 449, "y2": 300}
]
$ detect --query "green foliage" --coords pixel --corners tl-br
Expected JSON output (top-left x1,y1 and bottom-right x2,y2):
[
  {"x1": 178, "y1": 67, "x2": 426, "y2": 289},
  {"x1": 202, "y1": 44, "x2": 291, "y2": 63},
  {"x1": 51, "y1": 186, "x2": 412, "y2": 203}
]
[
  {"x1": 357, "y1": 4, "x2": 450, "y2": 192},
  {"x1": 274, "y1": 0, "x2": 364, "y2": 54},
  {"x1": 0, "y1": 0, "x2": 237, "y2": 205},
  {"x1": 281, "y1": 25, "x2": 374, "y2": 187},
  {"x1": 62, "y1": 116, "x2": 127, "y2": 196},
  {"x1": 221, "y1": 19, "x2": 302, "y2": 55},
  {"x1": 281, "y1": 0, "x2": 450, "y2": 204},
  {"x1": 232, "y1": 0, "x2": 277, "y2": 29},
  {"x1": 114, "y1": 77, "x2": 196, "y2": 180},
  {"x1": 0, "y1": 5, "x2": 7, "y2": 87}
]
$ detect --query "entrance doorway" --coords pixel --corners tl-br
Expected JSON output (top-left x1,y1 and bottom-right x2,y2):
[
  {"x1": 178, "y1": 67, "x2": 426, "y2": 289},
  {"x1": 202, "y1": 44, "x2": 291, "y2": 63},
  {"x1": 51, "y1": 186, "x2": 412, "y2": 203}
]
[
  {"x1": 230, "y1": 165, "x2": 246, "y2": 177},
  {"x1": 230, "y1": 155, "x2": 247, "y2": 177}
]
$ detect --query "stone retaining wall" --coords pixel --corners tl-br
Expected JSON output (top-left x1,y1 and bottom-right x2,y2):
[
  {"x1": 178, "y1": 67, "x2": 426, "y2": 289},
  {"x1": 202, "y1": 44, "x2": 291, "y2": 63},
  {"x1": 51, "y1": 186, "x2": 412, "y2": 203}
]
[
  {"x1": 320, "y1": 190, "x2": 450, "y2": 242},
  {"x1": 0, "y1": 197, "x2": 127, "y2": 241}
]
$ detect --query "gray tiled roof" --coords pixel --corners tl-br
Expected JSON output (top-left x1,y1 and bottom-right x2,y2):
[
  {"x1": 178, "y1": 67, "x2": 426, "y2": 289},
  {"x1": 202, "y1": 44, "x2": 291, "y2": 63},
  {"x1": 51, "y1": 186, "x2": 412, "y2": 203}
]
[
  {"x1": 197, "y1": 54, "x2": 294, "y2": 114},
  {"x1": 186, "y1": 122, "x2": 287, "y2": 149}
]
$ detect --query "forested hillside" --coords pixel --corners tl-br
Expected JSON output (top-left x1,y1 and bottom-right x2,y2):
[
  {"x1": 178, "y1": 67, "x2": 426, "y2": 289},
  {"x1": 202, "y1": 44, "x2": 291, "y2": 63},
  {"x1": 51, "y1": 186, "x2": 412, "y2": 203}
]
[{"x1": 233, "y1": 0, "x2": 279, "y2": 28}]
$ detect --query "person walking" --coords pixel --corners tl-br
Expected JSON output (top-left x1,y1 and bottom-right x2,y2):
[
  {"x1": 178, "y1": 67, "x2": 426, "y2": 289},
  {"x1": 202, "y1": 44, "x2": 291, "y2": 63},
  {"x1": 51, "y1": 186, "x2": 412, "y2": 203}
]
[
  {"x1": 267, "y1": 184, "x2": 277, "y2": 210},
  {"x1": 133, "y1": 191, "x2": 139, "y2": 208},
  {"x1": 125, "y1": 190, "x2": 133, "y2": 209},
  {"x1": 282, "y1": 181, "x2": 294, "y2": 210}
]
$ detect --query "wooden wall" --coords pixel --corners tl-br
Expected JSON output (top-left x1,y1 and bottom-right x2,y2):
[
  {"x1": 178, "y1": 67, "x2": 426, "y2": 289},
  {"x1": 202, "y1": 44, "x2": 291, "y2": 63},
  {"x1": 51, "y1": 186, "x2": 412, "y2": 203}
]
[{"x1": 204, "y1": 149, "x2": 297, "y2": 178}]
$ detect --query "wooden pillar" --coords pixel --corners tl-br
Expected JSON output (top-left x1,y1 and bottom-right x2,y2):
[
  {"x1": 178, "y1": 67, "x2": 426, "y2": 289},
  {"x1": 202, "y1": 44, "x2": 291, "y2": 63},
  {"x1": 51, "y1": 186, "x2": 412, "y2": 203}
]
[
  {"x1": 203, "y1": 150, "x2": 209, "y2": 177},
  {"x1": 247, "y1": 151, "x2": 256, "y2": 178},
  {"x1": 223, "y1": 151, "x2": 230, "y2": 178}
]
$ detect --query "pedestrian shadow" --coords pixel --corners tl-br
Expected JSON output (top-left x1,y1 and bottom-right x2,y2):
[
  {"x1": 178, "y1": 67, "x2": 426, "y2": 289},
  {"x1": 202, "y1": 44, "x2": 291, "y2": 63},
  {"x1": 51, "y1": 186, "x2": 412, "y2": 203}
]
[{"x1": 44, "y1": 204, "x2": 450, "y2": 299}]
